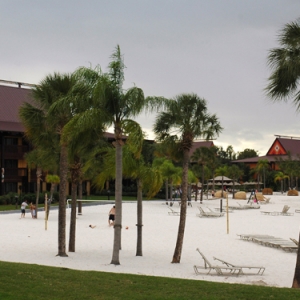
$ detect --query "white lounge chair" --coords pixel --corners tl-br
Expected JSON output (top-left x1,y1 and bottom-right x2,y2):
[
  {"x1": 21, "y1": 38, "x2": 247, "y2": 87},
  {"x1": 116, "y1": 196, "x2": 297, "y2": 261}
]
[
  {"x1": 197, "y1": 206, "x2": 224, "y2": 218},
  {"x1": 237, "y1": 234, "x2": 298, "y2": 252},
  {"x1": 261, "y1": 205, "x2": 294, "y2": 216},
  {"x1": 168, "y1": 207, "x2": 180, "y2": 216},
  {"x1": 212, "y1": 257, "x2": 265, "y2": 275},
  {"x1": 194, "y1": 248, "x2": 242, "y2": 276}
]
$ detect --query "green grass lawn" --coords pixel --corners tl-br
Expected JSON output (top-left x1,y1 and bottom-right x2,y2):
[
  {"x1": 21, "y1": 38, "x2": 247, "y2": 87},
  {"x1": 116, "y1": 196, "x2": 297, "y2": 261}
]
[
  {"x1": 0, "y1": 261, "x2": 298, "y2": 300},
  {"x1": 0, "y1": 196, "x2": 138, "y2": 212}
]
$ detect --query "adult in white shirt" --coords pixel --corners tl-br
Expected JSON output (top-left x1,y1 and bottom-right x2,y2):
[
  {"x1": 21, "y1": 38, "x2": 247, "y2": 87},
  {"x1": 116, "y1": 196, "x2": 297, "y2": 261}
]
[{"x1": 21, "y1": 200, "x2": 28, "y2": 218}]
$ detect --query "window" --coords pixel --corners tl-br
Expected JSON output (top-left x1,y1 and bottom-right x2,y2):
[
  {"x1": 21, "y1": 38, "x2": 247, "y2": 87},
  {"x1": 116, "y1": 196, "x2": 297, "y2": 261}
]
[
  {"x1": 4, "y1": 160, "x2": 18, "y2": 168},
  {"x1": 4, "y1": 138, "x2": 18, "y2": 145}
]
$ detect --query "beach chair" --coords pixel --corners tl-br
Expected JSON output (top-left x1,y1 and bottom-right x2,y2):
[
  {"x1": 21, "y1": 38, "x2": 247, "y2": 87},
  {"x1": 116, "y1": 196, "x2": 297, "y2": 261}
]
[
  {"x1": 237, "y1": 234, "x2": 298, "y2": 252},
  {"x1": 194, "y1": 248, "x2": 242, "y2": 276},
  {"x1": 290, "y1": 238, "x2": 299, "y2": 246},
  {"x1": 197, "y1": 206, "x2": 224, "y2": 217},
  {"x1": 237, "y1": 202, "x2": 260, "y2": 209},
  {"x1": 259, "y1": 197, "x2": 271, "y2": 204},
  {"x1": 168, "y1": 207, "x2": 180, "y2": 216},
  {"x1": 261, "y1": 205, "x2": 294, "y2": 216},
  {"x1": 212, "y1": 257, "x2": 265, "y2": 275}
]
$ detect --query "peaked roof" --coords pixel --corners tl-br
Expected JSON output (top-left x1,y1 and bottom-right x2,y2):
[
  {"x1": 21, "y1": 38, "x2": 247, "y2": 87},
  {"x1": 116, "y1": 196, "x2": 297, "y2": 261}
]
[
  {"x1": 233, "y1": 136, "x2": 300, "y2": 164},
  {"x1": 267, "y1": 137, "x2": 300, "y2": 156},
  {"x1": 188, "y1": 140, "x2": 214, "y2": 157},
  {"x1": 0, "y1": 84, "x2": 32, "y2": 132}
]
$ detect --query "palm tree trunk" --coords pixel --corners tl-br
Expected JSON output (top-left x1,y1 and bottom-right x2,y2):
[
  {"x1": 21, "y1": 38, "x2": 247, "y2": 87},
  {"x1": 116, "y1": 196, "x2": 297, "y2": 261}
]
[
  {"x1": 165, "y1": 180, "x2": 169, "y2": 204},
  {"x1": 58, "y1": 144, "x2": 68, "y2": 257},
  {"x1": 136, "y1": 178, "x2": 143, "y2": 256},
  {"x1": 68, "y1": 180, "x2": 77, "y2": 252},
  {"x1": 169, "y1": 180, "x2": 173, "y2": 203},
  {"x1": 172, "y1": 150, "x2": 189, "y2": 263},
  {"x1": 292, "y1": 232, "x2": 300, "y2": 288},
  {"x1": 47, "y1": 182, "x2": 56, "y2": 220},
  {"x1": 111, "y1": 138, "x2": 122, "y2": 265},
  {"x1": 200, "y1": 165, "x2": 204, "y2": 203},
  {"x1": 35, "y1": 167, "x2": 42, "y2": 219},
  {"x1": 78, "y1": 180, "x2": 82, "y2": 215}
]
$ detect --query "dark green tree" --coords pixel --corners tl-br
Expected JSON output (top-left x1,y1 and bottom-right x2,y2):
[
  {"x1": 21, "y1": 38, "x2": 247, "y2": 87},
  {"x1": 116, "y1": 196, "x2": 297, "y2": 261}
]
[{"x1": 154, "y1": 93, "x2": 222, "y2": 263}]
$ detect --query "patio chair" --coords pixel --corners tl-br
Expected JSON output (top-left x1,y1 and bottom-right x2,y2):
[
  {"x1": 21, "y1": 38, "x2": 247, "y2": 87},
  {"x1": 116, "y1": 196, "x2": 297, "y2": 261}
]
[
  {"x1": 212, "y1": 257, "x2": 265, "y2": 275},
  {"x1": 197, "y1": 206, "x2": 224, "y2": 218},
  {"x1": 290, "y1": 238, "x2": 299, "y2": 246},
  {"x1": 194, "y1": 248, "x2": 242, "y2": 276},
  {"x1": 261, "y1": 205, "x2": 294, "y2": 216},
  {"x1": 168, "y1": 207, "x2": 180, "y2": 216}
]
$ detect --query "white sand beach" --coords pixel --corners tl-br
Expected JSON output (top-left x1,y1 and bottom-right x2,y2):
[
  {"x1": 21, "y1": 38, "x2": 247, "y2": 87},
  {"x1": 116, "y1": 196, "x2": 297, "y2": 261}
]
[{"x1": 1, "y1": 193, "x2": 299, "y2": 288}]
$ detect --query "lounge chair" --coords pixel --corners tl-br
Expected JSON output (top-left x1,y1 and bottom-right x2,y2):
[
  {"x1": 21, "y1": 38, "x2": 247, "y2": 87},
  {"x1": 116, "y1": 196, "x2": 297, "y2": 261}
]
[
  {"x1": 237, "y1": 234, "x2": 298, "y2": 252},
  {"x1": 261, "y1": 205, "x2": 294, "y2": 216},
  {"x1": 168, "y1": 207, "x2": 180, "y2": 216},
  {"x1": 290, "y1": 238, "x2": 299, "y2": 246},
  {"x1": 212, "y1": 257, "x2": 265, "y2": 275},
  {"x1": 197, "y1": 206, "x2": 224, "y2": 218},
  {"x1": 194, "y1": 248, "x2": 242, "y2": 276},
  {"x1": 237, "y1": 202, "x2": 260, "y2": 209}
]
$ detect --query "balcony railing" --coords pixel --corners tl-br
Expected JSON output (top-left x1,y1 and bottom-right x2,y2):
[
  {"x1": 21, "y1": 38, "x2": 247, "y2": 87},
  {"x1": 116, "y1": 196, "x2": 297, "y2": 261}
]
[{"x1": 0, "y1": 145, "x2": 29, "y2": 159}]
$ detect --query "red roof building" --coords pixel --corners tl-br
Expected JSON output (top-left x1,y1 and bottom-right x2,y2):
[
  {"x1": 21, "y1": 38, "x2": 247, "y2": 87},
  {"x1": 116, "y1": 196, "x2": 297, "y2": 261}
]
[{"x1": 233, "y1": 135, "x2": 300, "y2": 170}]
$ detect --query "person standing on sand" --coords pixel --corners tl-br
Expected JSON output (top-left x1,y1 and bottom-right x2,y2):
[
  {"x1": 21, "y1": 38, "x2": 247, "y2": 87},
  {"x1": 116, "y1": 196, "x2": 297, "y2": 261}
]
[
  {"x1": 20, "y1": 200, "x2": 28, "y2": 218},
  {"x1": 30, "y1": 202, "x2": 36, "y2": 218},
  {"x1": 108, "y1": 205, "x2": 115, "y2": 226}
]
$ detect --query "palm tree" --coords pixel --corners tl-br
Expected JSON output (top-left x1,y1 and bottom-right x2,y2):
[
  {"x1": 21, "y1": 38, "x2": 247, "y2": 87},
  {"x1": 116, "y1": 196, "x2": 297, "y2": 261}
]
[
  {"x1": 19, "y1": 72, "x2": 81, "y2": 257},
  {"x1": 255, "y1": 159, "x2": 269, "y2": 189},
  {"x1": 227, "y1": 165, "x2": 243, "y2": 199},
  {"x1": 92, "y1": 143, "x2": 163, "y2": 257},
  {"x1": 215, "y1": 165, "x2": 229, "y2": 197},
  {"x1": 24, "y1": 148, "x2": 57, "y2": 219},
  {"x1": 265, "y1": 18, "x2": 300, "y2": 288},
  {"x1": 274, "y1": 171, "x2": 289, "y2": 194},
  {"x1": 154, "y1": 93, "x2": 222, "y2": 263},
  {"x1": 45, "y1": 174, "x2": 60, "y2": 219},
  {"x1": 191, "y1": 146, "x2": 213, "y2": 203},
  {"x1": 265, "y1": 19, "x2": 300, "y2": 105},
  {"x1": 71, "y1": 46, "x2": 151, "y2": 264},
  {"x1": 154, "y1": 158, "x2": 181, "y2": 204}
]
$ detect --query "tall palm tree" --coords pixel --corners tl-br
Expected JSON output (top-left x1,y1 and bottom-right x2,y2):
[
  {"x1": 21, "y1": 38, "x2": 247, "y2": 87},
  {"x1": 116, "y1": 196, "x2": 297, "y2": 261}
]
[
  {"x1": 19, "y1": 72, "x2": 81, "y2": 257},
  {"x1": 265, "y1": 18, "x2": 300, "y2": 288},
  {"x1": 265, "y1": 19, "x2": 300, "y2": 106},
  {"x1": 154, "y1": 93, "x2": 222, "y2": 263},
  {"x1": 70, "y1": 46, "x2": 151, "y2": 264}
]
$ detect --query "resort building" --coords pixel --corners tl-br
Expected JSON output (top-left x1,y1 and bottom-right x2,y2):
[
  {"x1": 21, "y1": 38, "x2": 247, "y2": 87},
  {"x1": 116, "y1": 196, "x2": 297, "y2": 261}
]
[{"x1": 233, "y1": 135, "x2": 300, "y2": 170}]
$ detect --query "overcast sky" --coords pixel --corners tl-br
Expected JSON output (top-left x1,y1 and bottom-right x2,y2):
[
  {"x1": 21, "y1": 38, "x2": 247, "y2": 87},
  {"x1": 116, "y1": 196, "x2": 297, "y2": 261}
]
[{"x1": 1, "y1": 1, "x2": 300, "y2": 155}]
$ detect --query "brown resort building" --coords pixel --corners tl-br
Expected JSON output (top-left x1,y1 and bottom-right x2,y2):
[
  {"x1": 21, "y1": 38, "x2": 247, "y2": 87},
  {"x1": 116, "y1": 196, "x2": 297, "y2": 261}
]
[
  {"x1": 0, "y1": 80, "x2": 218, "y2": 197},
  {"x1": 0, "y1": 80, "x2": 117, "y2": 197},
  {"x1": 233, "y1": 135, "x2": 300, "y2": 176}
]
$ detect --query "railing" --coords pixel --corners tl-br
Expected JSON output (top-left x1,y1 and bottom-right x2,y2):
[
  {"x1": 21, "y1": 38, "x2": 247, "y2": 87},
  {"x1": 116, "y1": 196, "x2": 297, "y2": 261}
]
[
  {"x1": 0, "y1": 145, "x2": 29, "y2": 159},
  {"x1": 2, "y1": 168, "x2": 28, "y2": 181}
]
